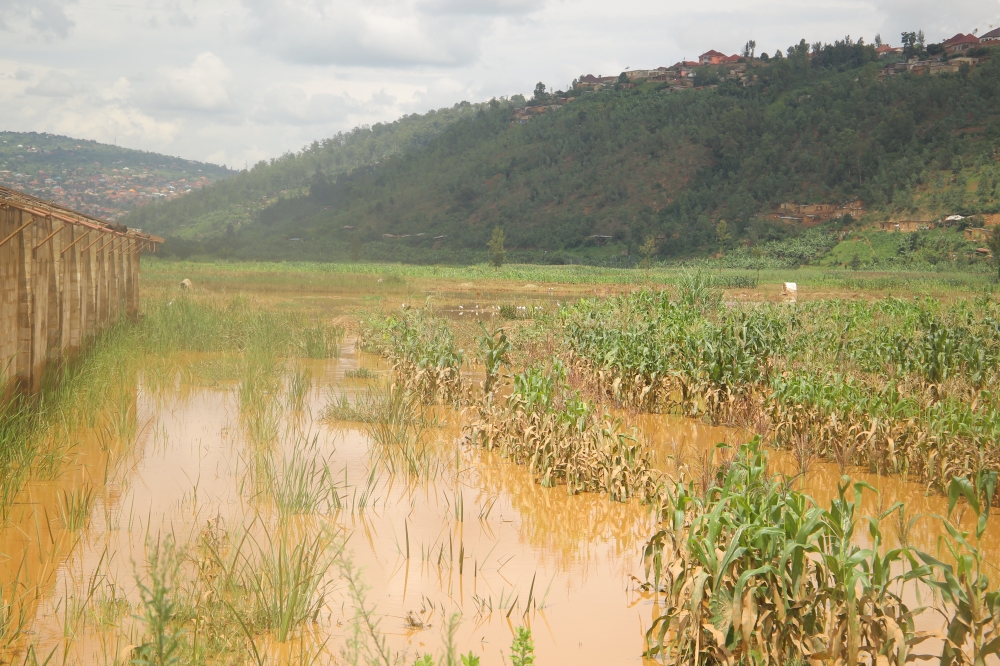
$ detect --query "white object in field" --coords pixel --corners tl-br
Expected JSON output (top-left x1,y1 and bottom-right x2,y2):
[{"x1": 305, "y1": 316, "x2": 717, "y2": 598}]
[
  {"x1": 180, "y1": 279, "x2": 193, "y2": 290},
  {"x1": 782, "y1": 282, "x2": 797, "y2": 302}
]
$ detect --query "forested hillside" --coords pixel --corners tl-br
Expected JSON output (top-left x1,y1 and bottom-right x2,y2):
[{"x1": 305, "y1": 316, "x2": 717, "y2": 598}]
[
  {"x1": 125, "y1": 103, "x2": 489, "y2": 241},
  {"x1": 136, "y1": 39, "x2": 1000, "y2": 264}
]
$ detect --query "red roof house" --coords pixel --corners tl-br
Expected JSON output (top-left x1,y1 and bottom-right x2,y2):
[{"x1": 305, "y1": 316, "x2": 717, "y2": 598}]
[
  {"x1": 980, "y1": 27, "x2": 1000, "y2": 42},
  {"x1": 942, "y1": 33, "x2": 979, "y2": 54},
  {"x1": 699, "y1": 50, "x2": 728, "y2": 65}
]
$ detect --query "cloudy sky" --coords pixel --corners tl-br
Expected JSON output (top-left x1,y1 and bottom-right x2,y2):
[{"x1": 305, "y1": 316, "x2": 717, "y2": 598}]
[{"x1": 1, "y1": 0, "x2": 998, "y2": 166}]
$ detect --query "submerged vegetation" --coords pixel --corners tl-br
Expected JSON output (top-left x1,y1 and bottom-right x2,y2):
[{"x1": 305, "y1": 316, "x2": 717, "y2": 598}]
[
  {"x1": 359, "y1": 308, "x2": 466, "y2": 405},
  {"x1": 467, "y1": 360, "x2": 658, "y2": 502},
  {"x1": 0, "y1": 295, "x2": 343, "y2": 521},
  {"x1": 565, "y1": 280, "x2": 1000, "y2": 492}
]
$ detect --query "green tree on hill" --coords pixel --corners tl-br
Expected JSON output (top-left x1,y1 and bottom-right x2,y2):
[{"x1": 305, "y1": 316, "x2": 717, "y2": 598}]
[
  {"x1": 716, "y1": 220, "x2": 730, "y2": 257},
  {"x1": 350, "y1": 234, "x2": 361, "y2": 262},
  {"x1": 639, "y1": 236, "x2": 658, "y2": 269},
  {"x1": 532, "y1": 83, "x2": 548, "y2": 104},
  {"x1": 488, "y1": 226, "x2": 506, "y2": 268}
]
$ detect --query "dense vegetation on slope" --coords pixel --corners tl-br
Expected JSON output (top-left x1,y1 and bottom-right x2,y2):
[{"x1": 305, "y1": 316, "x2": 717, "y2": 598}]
[
  {"x1": 125, "y1": 103, "x2": 489, "y2": 241},
  {"x1": 139, "y1": 40, "x2": 1000, "y2": 264}
]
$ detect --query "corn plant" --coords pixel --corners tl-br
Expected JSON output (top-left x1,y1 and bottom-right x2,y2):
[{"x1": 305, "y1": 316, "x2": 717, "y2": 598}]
[
  {"x1": 468, "y1": 361, "x2": 658, "y2": 502},
  {"x1": 643, "y1": 440, "x2": 926, "y2": 665},
  {"x1": 477, "y1": 323, "x2": 511, "y2": 395},
  {"x1": 562, "y1": 289, "x2": 1000, "y2": 493},
  {"x1": 914, "y1": 470, "x2": 1000, "y2": 666},
  {"x1": 359, "y1": 309, "x2": 466, "y2": 405}
]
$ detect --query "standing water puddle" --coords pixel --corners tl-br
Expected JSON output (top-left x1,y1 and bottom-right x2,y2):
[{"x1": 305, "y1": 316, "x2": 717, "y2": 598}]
[{"x1": 2, "y1": 339, "x2": 999, "y2": 664}]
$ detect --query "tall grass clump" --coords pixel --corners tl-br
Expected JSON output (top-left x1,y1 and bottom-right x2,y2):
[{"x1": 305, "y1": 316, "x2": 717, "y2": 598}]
[
  {"x1": 358, "y1": 308, "x2": 465, "y2": 405},
  {"x1": 360, "y1": 384, "x2": 434, "y2": 478},
  {"x1": 324, "y1": 383, "x2": 436, "y2": 478},
  {"x1": 300, "y1": 323, "x2": 343, "y2": 359},
  {"x1": 286, "y1": 366, "x2": 312, "y2": 412},
  {"x1": 642, "y1": 439, "x2": 1000, "y2": 665},
  {"x1": 261, "y1": 434, "x2": 342, "y2": 517},
  {"x1": 201, "y1": 521, "x2": 339, "y2": 645},
  {"x1": 58, "y1": 486, "x2": 97, "y2": 531},
  {"x1": 0, "y1": 395, "x2": 39, "y2": 521},
  {"x1": 0, "y1": 320, "x2": 143, "y2": 521},
  {"x1": 141, "y1": 296, "x2": 340, "y2": 358},
  {"x1": 0, "y1": 561, "x2": 32, "y2": 661}
]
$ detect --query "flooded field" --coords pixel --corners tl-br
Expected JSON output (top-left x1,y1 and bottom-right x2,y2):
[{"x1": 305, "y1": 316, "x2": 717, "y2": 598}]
[{"x1": 4, "y1": 275, "x2": 1000, "y2": 665}]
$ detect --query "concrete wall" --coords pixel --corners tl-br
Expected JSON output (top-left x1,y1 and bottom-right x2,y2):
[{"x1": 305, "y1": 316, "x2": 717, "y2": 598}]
[{"x1": 0, "y1": 205, "x2": 142, "y2": 392}]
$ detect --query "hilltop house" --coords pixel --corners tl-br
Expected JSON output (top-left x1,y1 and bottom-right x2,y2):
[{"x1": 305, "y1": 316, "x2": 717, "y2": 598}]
[
  {"x1": 875, "y1": 44, "x2": 903, "y2": 57},
  {"x1": 879, "y1": 220, "x2": 935, "y2": 232},
  {"x1": 698, "y1": 50, "x2": 740, "y2": 65},
  {"x1": 981, "y1": 27, "x2": 1000, "y2": 42},
  {"x1": 625, "y1": 69, "x2": 663, "y2": 80},
  {"x1": 942, "y1": 33, "x2": 979, "y2": 54},
  {"x1": 772, "y1": 200, "x2": 865, "y2": 225}
]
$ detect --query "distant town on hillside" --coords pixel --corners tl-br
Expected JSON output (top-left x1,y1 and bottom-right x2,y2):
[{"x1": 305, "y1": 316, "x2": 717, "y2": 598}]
[
  {"x1": 0, "y1": 131, "x2": 232, "y2": 222},
  {"x1": 511, "y1": 30, "x2": 996, "y2": 122}
]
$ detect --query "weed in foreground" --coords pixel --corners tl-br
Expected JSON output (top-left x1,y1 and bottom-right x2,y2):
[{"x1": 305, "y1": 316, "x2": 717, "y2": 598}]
[
  {"x1": 203, "y1": 519, "x2": 339, "y2": 645},
  {"x1": 338, "y1": 551, "x2": 395, "y2": 666},
  {"x1": 133, "y1": 536, "x2": 185, "y2": 666},
  {"x1": 510, "y1": 626, "x2": 535, "y2": 666}
]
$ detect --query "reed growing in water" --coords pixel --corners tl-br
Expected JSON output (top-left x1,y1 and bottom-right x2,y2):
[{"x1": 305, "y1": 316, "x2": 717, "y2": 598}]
[{"x1": 0, "y1": 296, "x2": 344, "y2": 522}]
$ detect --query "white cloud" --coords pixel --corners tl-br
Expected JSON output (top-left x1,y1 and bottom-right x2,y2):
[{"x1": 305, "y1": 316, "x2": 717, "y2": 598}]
[
  {"x1": 25, "y1": 70, "x2": 77, "y2": 97},
  {"x1": 241, "y1": 0, "x2": 491, "y2": 66},
  {"x1": 251, "y1": 85, "x2": 391, "y2": 125},
  {"x1": 147, "y1": 52, "x2": 236, "y2": 112},
  {"x1": 418, "y1": 0, "x2": 538, "y2": 16},
  {"x1": 0, "y1": 0, "x2": 76, "y2": 38}
]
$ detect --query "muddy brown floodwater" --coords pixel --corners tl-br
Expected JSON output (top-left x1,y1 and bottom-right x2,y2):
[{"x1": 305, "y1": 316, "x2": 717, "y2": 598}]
[{"x1": 3, "y1": 311, "x2": 1000, "y2": 664}]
